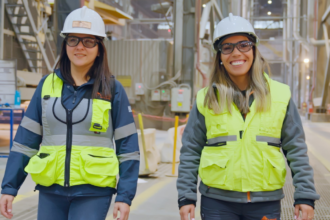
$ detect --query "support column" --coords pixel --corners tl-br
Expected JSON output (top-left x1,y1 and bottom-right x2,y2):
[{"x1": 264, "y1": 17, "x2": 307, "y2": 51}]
[
  {"x1": 181, "y1": 0, "x2": 196, "y2": 97},
  {"x1": 0, "y1": 0, "x2": 4, "y2": 60},
  {"x1": 173, "y1": 0, "x2": 183, "y2": 80}
]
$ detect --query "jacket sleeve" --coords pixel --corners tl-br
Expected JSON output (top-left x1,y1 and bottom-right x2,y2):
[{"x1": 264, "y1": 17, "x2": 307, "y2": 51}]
[
  {"x1": 281, "y1": 98, "x2": 320, "y2": 208},
  {"x1": 177, "y1": 102, "x2": 207, "y2": 208},
  {"x1": 1, "y1": 76, "x2": 47, "y2": 196},
  {"x1": 112, "y1": 80, "x2": 140, "y2": 206}
]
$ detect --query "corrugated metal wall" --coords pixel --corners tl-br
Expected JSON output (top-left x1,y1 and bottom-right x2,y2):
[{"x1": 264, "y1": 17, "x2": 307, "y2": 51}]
[{"x1": 105, "y1": 39, "x2": 172, "y2": 101}]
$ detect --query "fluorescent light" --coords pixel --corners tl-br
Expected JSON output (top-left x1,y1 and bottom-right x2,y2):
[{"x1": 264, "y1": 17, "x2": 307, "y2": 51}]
[
  {"x1": 202, "y1": 4, "x2": 206, "y2": 7},
  {"x1": 268, "y1": 0, "x2": 272, "y2": 4},
  {"x1": 267, "y1": 11, "x2": 271, "y2": 15},
  {"x1": 304, "y1": 58, "x2": 310, "y2": 63}
]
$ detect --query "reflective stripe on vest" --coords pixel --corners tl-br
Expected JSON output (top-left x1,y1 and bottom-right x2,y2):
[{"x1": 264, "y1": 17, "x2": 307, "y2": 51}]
[
  {"x1": 25, "y1": 73, "x2": 119, "y2": 188},
  {"x1": 197, "y1": 74, "x2": 291, "y2": 192}
]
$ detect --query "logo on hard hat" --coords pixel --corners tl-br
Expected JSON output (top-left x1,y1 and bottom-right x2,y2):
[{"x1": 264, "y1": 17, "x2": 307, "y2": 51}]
[{"x1": 72, "y1": 21, "x2": 92, "y2": 29}]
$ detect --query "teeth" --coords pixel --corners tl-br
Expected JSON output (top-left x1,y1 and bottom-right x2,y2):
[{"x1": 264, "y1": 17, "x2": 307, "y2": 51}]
[{"x1": 231, "y1": 61, "x2": 244, "y2": 66}]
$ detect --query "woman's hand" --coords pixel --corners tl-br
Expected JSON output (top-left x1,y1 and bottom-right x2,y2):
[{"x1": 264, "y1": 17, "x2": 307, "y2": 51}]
[
  {"x1": 0, "y1": 194, "x2": 14, "y2": 219},
  {"x1": 180, "y1": 204, "x2": 195, "y2": 220},
  {"x1": 113, "y1": 202, "x2": 130, "y2": 220},
  {"x1": 294, "y1": 204, "x2": 314, "y2": 220}
]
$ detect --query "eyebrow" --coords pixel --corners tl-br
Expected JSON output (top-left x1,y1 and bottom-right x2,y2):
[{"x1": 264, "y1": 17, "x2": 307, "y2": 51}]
[{"x1": 222, "y1": 40, "x2": 250, "y2": 45}]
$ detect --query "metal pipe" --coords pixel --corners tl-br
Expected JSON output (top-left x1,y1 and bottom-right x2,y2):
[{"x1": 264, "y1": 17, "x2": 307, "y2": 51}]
[
  {"x1": 287, "y1": 0, "x2": 293, "y2": 89},
  {"x1": 309, "y1": 0, "x2": 318, "y2": 104},
  {"x1": 322, "y1": 23, "x2": 329, "y2": 57},
  {"x1": 138, "y1": 113, "x2": 149, "y2": 172},
  {"x1": 173, "y1": 0, "x2": 183, "y2": 80},
  {"x1": 0, "y1": 0, "x2": 3, "y2": 60},
  {"x1": 282, "y1": 1, "x2": 287, "y2": 64},
  {"x1": 309, "y1": 38, "x2": 330, "y2": 45},
  {"x1": 171, "y1": 116, "x2": 179, "y2": 175},
  {"x1": 293, "y1": 0, "x2": 309, "y2": 51},
  {"x1": 242, "y1": 0, "x2": 247, "y2": 18},
  {"x1": 250, "y1": 16, "x2": 307, "y2": 20},
  {"x1": 196, "y1": 0, "x2": 207, "y2": 87}
]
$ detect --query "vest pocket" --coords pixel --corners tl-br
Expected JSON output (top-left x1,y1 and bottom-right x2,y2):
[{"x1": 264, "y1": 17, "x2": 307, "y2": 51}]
[
  {"x1": 199, "y1": 150, "x2": 229, "y2": 187},
  {"x1": 80, "y1": 149, "x2": 119, "y2": 188},
  {"x1": 263, "y1": 153, "x2": 286, "y2": 189},
  {"x1": 89, "y1": 99, "x2": 111, "y2": 133},
  {"x1": 24, "y1": 152, "x2": 57, "y2": 186}
]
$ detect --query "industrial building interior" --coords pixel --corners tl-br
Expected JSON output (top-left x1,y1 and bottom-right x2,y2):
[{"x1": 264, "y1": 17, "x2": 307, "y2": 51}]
[{"x1": 0, "y1": 0, "x2": 329, "y2": 219}]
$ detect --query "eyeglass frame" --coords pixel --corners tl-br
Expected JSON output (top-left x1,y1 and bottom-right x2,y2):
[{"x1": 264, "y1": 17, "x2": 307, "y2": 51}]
[
  {"x1": 64, "y1": 36, "x2": 101, "y2": 48},
  {"x1": 218, "y1": 41, "x2": 255, "y2": 55}
]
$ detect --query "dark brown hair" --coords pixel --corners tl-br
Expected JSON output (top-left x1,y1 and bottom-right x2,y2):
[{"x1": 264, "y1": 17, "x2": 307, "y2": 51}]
[{"x1": 54, "y1": 37, "x2": 113, "y2": 100}]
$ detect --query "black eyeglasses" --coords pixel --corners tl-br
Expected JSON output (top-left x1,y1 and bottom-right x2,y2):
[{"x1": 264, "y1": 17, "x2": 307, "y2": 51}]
[
  {"x1": 218, "y1": 41, "x2": 255, "y2": 55},
  {"x1": 65, "y1": 36, "x2": 100, "y2": 48}
]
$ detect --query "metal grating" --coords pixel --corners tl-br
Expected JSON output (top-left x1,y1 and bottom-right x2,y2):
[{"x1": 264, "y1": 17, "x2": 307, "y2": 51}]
[{"x1": 281, "y1": 164, "x2": 330, "y2": 220}]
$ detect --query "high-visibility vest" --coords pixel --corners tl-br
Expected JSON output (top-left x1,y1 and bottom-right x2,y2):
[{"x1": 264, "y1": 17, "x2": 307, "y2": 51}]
[
  {"x1": 25, "y1": 73, "x2": 119, "y2": 188},
  {"x1": 196, "y1": 75, "x2": 291, "y2": 192}
]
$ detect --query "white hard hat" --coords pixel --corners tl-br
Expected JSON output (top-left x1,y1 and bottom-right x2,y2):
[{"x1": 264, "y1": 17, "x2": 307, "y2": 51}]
[
  {"x1": 60, "y1": 6, "x2": 106, "y2": 38},
  {"x1": 213, "y1": 13, "x2": 259, "y2": 50}
]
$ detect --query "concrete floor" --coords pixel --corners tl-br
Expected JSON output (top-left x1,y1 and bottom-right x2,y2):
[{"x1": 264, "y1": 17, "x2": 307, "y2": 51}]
[{"x1": 0, "y1": 118, "x2": 329, "y2": 220}]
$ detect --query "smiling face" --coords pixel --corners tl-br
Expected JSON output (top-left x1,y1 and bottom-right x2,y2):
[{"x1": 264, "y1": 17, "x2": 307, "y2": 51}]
[
  {"x1": 66, "y1": 33, "x2": 99, "y2": 70},
  {"x1": 220, "y1": 35, "x2": 254, "y2": 80}
]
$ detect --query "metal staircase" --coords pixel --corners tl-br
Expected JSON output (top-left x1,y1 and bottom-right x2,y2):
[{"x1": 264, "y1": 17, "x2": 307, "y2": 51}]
[{"x1": 4, "y1": 0, "x2": 56, "y2": 73}]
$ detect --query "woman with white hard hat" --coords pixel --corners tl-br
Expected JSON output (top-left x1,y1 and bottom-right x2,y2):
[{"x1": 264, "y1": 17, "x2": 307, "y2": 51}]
[
  {"x1": 0, "y1": 6, "x2": 139, "y2": 220},
  {"x1": 177, "y1": 13, "x2": 319, "y2": 220}
]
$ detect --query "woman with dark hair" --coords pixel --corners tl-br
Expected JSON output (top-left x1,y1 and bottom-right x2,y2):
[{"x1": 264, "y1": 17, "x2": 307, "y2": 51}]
[{"x1": 0, "y1": 6, "x2": 139, "y2": 220}]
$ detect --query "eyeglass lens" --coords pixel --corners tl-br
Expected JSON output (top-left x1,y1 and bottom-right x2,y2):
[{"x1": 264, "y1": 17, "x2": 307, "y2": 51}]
[
  {"x1": 66, "y1": 37, "x2": 98, "y2": 48},
  {"x1": 220, "y1": 41, "x2": 253, "y2": 54}
]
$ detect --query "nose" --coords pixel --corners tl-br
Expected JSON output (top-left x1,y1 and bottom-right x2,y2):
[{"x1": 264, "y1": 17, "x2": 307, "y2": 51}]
[
  {"x1": 76, "y1": 40, "x2": 85, "y2": 49},
  {"x1": 231, "y1": 46, "x2": 242, "y2": 56}
]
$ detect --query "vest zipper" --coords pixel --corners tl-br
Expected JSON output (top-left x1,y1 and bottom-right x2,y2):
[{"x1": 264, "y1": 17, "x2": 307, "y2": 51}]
[
  {"x1": 64, "y1": 109, "x2": 73, "y2": 187},
  {"x1": 72, "y1": 91, "x2": 77, "y2": 104}
]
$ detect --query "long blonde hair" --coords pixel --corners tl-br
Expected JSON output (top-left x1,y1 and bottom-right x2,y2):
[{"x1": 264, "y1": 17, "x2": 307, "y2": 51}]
[{"x1": 204, "y1": 47, "x2": 271, "y2": 114}]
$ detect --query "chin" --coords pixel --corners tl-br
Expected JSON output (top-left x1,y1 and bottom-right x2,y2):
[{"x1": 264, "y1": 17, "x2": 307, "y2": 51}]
[{"x1": 229, "y1": 70, "x2": 249, "y2": 77}]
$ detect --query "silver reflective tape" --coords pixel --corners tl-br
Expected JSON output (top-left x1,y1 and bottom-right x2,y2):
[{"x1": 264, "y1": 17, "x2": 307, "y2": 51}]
[
  {"x1": 42, "y1": 134, "x2": 113, "y2": 148},
  {"x1": 207, "y1": 135, "x2": 237, "y2": 145},
  {"x1": 118, "y1": 151, "x2": 140, "y2": 164},
  {"x1": 11, "y1": 141, "x2": 38, "y2": 158},
  {"x1": 114, "y1": 123, "x2": 137, "y2": 140},
  {"x1": 256, "y1": 136, "x2": 281, "y2": 144},
  {"x1": 72, "y1": 135, "x2": 113, "y2": 148},
  {"x1": 20, "y1": 116, "x2": 43, "y2": 136}
]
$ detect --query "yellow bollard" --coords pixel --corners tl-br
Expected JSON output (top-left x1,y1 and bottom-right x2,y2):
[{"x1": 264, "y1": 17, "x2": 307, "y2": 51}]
[
  {"x1": 171, "y1": 116, "x2": 179, "y2": 175},
  {"x1": 138, "y1": 113, "x2": 149, "y2": 172}
]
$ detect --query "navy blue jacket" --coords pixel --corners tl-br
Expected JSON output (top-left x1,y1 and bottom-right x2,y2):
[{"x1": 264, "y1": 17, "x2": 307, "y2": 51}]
[{"x1": 1, "y1": 69, "x2": 140, "y2": 206}]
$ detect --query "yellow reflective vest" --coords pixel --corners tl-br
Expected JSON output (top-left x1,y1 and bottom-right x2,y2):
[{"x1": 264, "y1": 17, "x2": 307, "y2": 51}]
[
  {"x1": 25, "y1": 73, "x2": 119, "y2": 188},
  {"x1": 196, "y1": 75, "x2": 291, "y2": 192}
]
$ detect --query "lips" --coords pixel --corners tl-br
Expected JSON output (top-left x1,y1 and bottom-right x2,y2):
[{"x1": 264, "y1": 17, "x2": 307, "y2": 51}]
[
  {"x1": 75, "y1": 54, "x2": 86, "y2": 57},
  {"x1": 230, "y1": 60, "x2": 246, "y2": 66}
]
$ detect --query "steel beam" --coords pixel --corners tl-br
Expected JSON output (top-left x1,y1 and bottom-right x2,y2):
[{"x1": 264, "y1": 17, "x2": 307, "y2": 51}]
[
  {"x1": 0, "y1": 0, "x2": 4, "y2": 59},
  {"x1": 173, "y1": 0, "x2": 183, "y2": 78},
  {"x1": 321, "y1": 50, "x2": 330, "y2": 107},
  {"x1": 128, "y1": 18, "x2": 173, "y2": 24},
  {"x1": 181, "y1": 0, "x2": 196, "y2": 96}
]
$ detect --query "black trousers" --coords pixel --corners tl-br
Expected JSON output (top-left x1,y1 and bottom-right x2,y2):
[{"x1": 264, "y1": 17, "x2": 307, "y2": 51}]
[{"x1": 201, "y1": 195, "x2": 281, "y2": 220}]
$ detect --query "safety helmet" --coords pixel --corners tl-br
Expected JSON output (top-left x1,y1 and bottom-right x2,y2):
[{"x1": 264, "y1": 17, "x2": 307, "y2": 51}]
[
  {"x1": 60, "y1": 6, "x2": 106, "y2": 39},
  {"x1": 213, "y1": 13, "x2": 259, "y2": 51}
]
